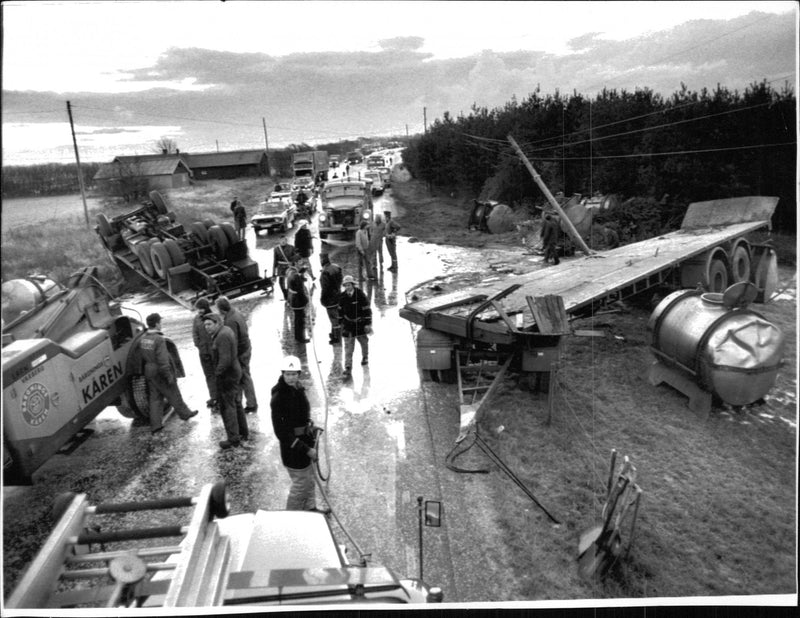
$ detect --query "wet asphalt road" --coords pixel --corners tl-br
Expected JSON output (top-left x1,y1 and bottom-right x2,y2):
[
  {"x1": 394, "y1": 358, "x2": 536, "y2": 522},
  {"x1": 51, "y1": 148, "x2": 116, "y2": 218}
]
[{"x1": 2, "y1": 178, "x2": 529, "y2": 603}]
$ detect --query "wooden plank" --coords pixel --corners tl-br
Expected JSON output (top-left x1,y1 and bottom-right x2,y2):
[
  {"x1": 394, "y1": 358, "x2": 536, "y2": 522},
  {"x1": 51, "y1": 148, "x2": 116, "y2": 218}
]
[
  {"x1": 526, "y1": 295, "x2": 569, "y2": 335},
  {"x1": 490, "y1": 300, "x2": 518, "y2": 332}
]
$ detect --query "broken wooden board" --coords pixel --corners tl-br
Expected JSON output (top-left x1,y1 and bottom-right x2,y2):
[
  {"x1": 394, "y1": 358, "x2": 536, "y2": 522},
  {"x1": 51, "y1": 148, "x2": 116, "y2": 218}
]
[{"x1": 526, "y1": 295, "x2": 570, "y2": 335}]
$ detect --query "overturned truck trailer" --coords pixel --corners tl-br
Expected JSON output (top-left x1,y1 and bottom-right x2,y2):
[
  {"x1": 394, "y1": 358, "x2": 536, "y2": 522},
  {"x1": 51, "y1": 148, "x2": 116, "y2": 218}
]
[{"x1": 97, "y1": 191, "x2": 272, "y2": 310}]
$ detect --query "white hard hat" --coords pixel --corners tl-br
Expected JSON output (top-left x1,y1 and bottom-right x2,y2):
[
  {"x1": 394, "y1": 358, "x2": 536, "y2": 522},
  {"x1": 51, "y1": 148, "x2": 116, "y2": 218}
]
[
  {"x1": 280, "y1": 355, "x2": 302, "y2": 372},
  {"x1": 342, "y1": 275, "x2": 355, "y2": 285}
]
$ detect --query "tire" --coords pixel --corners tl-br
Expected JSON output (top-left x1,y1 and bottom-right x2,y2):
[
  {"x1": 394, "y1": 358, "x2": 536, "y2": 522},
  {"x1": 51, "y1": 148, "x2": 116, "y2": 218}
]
[
  {"x1": 167, "y1": 211, "x2": 177, "y2": 222},
  {"x1": 150, "y1": 241, "x2": 173, "y2": 280},
  {"x1": 190, "y1": 221, "x2": 209, "y2": 245},
  {"x1": 149, "y1": 190, "x2": 168, "y2": 215},
  {"x1": 136, "y1": 242, "x2": 156, "y2": 277},
  {"x1": 219, "y1": 221, "x2": 238, "y2": 245},
  {"x1": 97, "y1": 213, "x2": 114, "y2": 237},
  {"x1": 203, "y1": 218, "x2": 215, "y2": 229},
  {"x1": 730, "y1": 244, "x2": 751, "y2": 283},
  {"x1": 208, "y1": 225, "x2": 229, "y2": 259},
  {"x1": 163, "y1": 238, "x2": 185, "y2": 265},
  {"x1": 51, "y1": 492, "x2": 78, "y2": 523},
  {"x1": 708, "y1": 258, "x2": 728, "y2": 293},
  {"x1": 209, "y1": 482, "x2": 230, "y2": 519},
  {"x1": 252, "y1": 226, "x2": 261, "y2": 236}
]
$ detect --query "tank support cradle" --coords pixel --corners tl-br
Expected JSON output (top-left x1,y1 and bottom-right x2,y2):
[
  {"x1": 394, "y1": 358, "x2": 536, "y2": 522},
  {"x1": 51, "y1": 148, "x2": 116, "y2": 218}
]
[{"x1": 646, "y1": 360, "x2": 712, "y2": 418}]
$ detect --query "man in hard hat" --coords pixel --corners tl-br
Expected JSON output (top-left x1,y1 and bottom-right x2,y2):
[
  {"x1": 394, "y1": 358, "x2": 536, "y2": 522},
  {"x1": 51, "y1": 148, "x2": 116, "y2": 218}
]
[
  {"x1": 287, "y1": 264, "x2": 310, "y2": 343},
  {"x1": 272, "y1": 235, "x2": 298, "y2": 301},
  {"x1": 139, "y1": 313, "x2": 198, "y2": 434},
  {"x1": 216, "y1": 296, "x2": 258, "y2": 414},
  {"x1": 338, "y1": 275, "x2": 372, "y2": 376},
  {"x1": 319, "y1": 252, "x2": 343, "y2": 345},
  {"x1": 191, "y1": 298, "x2": 218, "y2": 412},
  {"x1": 203, "y1": 313, "x2": 248, "y2": 449},
  {"x1": 270, "y1": 356, "x2": 329, "y2": 513},
  {"x1": 294, "y1": 219, "x2": 316, "y2": 281},
  {"x1": 355, "y1": 221, "x2": 376, "y2": 280}
]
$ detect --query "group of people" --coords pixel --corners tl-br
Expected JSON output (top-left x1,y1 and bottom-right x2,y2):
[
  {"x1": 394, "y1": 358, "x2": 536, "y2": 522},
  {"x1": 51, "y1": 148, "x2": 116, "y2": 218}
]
[{"x1": 355, "y1": 211, "x2": 400, "y2": 279}]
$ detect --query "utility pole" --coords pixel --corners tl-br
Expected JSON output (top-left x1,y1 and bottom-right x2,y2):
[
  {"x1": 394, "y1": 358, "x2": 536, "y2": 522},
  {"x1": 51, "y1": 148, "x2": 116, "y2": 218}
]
[
  {"x1": 406, "y1": 124, "x2": 409, "y2": 138},
  {"x1": 423, "y1": 107, "x2": 427, "y2": 134},
  {"x1": 66, "y1": 101, "x2": 90, "y2": 228},
  {"x1": 216, "y1": 139, "x2": 219, "y2": 153},
  {"x1": 507, "y1": 134, "x2": 593, "y2": 256},
  {"x1": 262, "y1": 117, "x2": 271, "y2": 177}
]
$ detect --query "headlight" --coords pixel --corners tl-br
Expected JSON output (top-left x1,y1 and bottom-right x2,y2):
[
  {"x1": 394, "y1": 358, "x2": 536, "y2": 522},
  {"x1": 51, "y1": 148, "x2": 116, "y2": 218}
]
[
  {"x1": 319, "y1": 213, "x2": 327, "y2": 222},
  {"x1": 362, "y1": 211, "x2": 371, "y2": 220}
]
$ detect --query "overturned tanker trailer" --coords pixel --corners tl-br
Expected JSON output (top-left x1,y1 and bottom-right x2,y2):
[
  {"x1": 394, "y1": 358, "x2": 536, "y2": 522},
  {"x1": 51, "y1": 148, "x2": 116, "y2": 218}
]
[{"x1": 96, "y1": 191, "x2": 272, "y2": 310}]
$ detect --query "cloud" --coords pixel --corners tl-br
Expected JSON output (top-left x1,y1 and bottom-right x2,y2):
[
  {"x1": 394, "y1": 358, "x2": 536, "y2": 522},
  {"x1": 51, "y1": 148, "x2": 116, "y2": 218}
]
[{"x1": 378, "y1": 36, "x2": 426, "y2": 52}]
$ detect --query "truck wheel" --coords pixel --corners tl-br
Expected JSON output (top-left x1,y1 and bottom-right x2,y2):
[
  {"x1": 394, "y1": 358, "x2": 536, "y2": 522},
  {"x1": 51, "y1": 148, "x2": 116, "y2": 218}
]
[
  {"x1": 203, "y1": 218, "x2": 215, "y2": 229},
  {"x1": 730, "y1": 244, "x2": 751, "y2": 283},
  {"x1": 208, "y1": 225, "x2": 229, "y2": 259},
  {"x1": 97, "y1": 213, "x2": 114, "y2": 238},
  {"x1": 163, "y1": 239, "x2": 186, "y2": 265},
  {"x1": 51, "y1": 492, "x2": 78, "y2": 523},
  {"x1": 150, "y1": 242, "x2": 173, "y2": 280},
  {"x1": 190, "y1": 221, "x2": 209, "y2": 245},
  {"x1": 708, "y1": 259, "x2": 728, "y2": 293},
  {"x1": 252, "y1": 226, "x2": 261, "y2": 236},
  {"x1": 219, "y1": 222, "x2": 238, "y2": 245},
  {"x1": 136, "y1": 242, "x2": 156, "y2": 277},
  {"x1": 209, "y1": 482, "x2": 230, "y2": 519},
  {"x1": 149, "y1": 191, "x2": 168, "y2": 215}
]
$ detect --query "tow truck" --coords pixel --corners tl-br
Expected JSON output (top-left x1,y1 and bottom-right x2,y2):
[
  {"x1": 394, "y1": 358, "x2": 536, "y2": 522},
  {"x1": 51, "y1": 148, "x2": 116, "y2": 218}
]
[{"x1": 5, "y1": 483, "x2": 444, "y2": 608}]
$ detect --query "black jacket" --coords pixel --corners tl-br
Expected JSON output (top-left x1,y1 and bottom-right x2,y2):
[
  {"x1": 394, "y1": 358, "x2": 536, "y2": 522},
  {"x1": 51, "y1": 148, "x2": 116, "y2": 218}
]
[
  {"x1": 320, "y1": 262, "x2": 343, "y2": 308},
  {"x1": 294, "y1": 227, "x2": 313, "y2": 257},
  {"x1": 270, "y1": 376, "x2": 314, "y2": 469},
  {"x1": 338, "y1": 287, "x2": 372, "y2": 336}
]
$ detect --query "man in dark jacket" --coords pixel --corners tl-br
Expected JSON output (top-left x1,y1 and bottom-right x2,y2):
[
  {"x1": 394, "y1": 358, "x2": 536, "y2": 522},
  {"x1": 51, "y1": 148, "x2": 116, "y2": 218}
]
[
  {"x1": 294, "y1": 220, "x2": 315, "y2": 280},
  {"x1": 541, "y1": 213, "x2": 560, "y2": 265},
  {"x1": 191, "y1": 298, "x2": 218, "y2": 411},
  {"x1": 384, "y1": 211, "x2": 400, "y2": 271},
  {"x1": 319, "y1": 253, "x2": 343, "y2": 345},
  {"x1": 270, "y1": 355, "x2": 328, "y2": 512},
  {"x1": 216, "y1": 296, "x2": 258, "y2": 414},
  {"x1": 338, "y1": 275, "x2": 372, "y2": 376},
  {"x1": 204, "y1": 313, "x2": 248, "y2": 449},
  {"x1": 287, "y1": 265, "x2": 310, "y2": 343},
  {"x1": 272, "y1": 235, "x2": 298, "y2": 300},
  {"x1": 139, "y1": 313, "x2": 198, "y2": 434}
]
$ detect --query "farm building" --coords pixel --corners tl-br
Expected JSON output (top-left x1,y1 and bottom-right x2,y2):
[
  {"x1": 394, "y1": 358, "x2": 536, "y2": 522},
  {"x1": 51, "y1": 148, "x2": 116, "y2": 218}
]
[
  {"x1": 94, "y1": 155, "x2": 191, "y2": 201},
  {"x1": 180, "y1": 150, "x2": 269, "y2": 179}
]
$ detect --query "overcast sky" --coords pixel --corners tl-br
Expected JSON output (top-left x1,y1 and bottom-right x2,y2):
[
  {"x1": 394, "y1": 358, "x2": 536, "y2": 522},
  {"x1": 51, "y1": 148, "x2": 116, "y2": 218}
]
[{"x1": 2, "y1": 1, "x2": 797, "y2": 163}]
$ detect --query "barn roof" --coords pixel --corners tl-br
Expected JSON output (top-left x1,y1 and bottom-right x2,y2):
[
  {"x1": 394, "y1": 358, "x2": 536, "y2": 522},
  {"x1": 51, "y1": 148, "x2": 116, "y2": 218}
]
[
  {"x1": 181, "y1": 149, "x2": 267, "y2": 168},
  {"x1": 94, "y1": 156, "x2": 190, "y2": 179}
]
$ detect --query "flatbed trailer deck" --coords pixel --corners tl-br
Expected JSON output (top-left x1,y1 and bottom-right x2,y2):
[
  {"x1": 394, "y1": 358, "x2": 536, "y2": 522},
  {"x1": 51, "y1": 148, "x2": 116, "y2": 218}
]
[{"x1": 400, "y1": 197, "x2": 778, "y2": 344}]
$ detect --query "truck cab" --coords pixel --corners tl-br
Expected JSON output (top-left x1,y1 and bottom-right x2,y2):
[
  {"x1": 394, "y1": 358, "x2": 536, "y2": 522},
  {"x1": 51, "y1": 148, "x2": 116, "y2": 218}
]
[{"x1": 317, "y1": 178, "x2": 373, "y2": 238}]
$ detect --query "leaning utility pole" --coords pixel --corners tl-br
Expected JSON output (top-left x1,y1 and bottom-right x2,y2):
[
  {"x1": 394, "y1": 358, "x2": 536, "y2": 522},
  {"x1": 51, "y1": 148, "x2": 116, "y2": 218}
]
[
  {"x1": 507, "y1": 134, "x2": 593, "y2": 255},
  {"x1": 66, "y1": 101, "x2": 90, "y2": 228}
]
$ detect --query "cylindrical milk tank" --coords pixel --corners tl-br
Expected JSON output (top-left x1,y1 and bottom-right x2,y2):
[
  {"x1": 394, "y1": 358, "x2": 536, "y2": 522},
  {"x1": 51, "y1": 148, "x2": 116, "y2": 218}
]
[{"x1": 648, "y1": 290, "x2": 784, "y2": 406}]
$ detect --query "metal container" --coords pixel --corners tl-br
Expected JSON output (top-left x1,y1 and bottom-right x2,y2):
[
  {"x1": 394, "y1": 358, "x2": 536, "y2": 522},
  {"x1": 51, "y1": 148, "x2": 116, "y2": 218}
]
[
  {"x1": 648, "y1": 290, "x2": 784, "y2": 405},
  {"x1": 416, "y1": 328, "x2": 454, "y2": 370}
]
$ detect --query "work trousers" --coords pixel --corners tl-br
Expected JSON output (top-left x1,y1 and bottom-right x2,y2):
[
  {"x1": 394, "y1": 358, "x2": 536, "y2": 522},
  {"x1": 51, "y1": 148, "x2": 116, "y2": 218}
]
[
  {"x1": 239, "y1": 350, "x2": 257, "y2": 408},
  {"x1": 286, "y1": 463, "x2": 317, "y2": 510},
  {"x1": 324, "y1": 305, "x2": 341, "y2": 342},
  {"x1": 293, "y1": 306, "x2": 307, "y2": 341},
  {"x1": 198, "y1": 353, "x2": 218, "y2": 401},
  {"x1": 385, "y1": 238, "x2": 398, "y2": 268},
  {"x1": 375, "y1": 239, "x2": 384, "y2": 267},
  {"x1": 146, "y1": 375, "x2": 192, "y2": 432},
  {"x1": 217, "y1": 376, "x2": 248, "y2": 443},
  {"x1": 276, "y1": 275, "x2": 289, "y2": 299},
  {"x1": 358, "y1": 251, "x2": 376, "y2": 279},
  {"x1": 544, "y1": 242, "x2": 560, "y2": 265},
  {"x1": 343, "y1": 333, "x2": 369, "y2": 369},
  {"x1": 235, "y1": 221, "x2": 246, "y2": 240}
]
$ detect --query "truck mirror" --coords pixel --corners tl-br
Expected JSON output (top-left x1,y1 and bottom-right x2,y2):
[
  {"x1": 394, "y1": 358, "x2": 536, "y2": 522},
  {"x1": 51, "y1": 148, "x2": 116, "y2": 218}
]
[{"x1": 424, "y1": 501, "x2": 442, "y2": 527}]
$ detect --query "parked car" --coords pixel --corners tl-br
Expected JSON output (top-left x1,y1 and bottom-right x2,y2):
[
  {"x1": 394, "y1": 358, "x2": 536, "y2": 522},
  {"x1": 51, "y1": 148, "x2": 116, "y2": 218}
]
[
  {"x1": 378, "y1": 166, "x2": 392, "y2": 187},
  {"x1": 251, "y1": 198, "x2": 296, "y2": 235},
  {"x1": 363, "y1": 169, "x2": 384, "y2": 195},
  {"x1": 346, "y1": 151, "x2": 363, "y2": 164}
]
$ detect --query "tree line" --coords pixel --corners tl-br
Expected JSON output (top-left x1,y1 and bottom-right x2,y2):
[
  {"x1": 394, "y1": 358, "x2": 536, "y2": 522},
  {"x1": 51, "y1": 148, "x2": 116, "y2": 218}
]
[
  {"x1": 2, "y1": 162, "x2": 101, "y2": 199},
  {"x1": 402, "y1": 80, "x2": 796, "y2": 233}
]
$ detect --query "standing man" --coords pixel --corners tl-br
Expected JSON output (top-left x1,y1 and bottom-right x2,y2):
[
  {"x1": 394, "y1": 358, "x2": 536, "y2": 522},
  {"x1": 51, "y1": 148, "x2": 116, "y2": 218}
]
[
  {"x1": 384, "y1": 211, "x2": 400, "y2": 271},
  {"x1": 295, "y1": 188, "x2": 309, "y2": 217},
  {"x1": 138, "y1": 313, "x2": 198, "y2": 434},
  {"x1": 191, "y1": 298, "x2": 218, "y2": 411},
  {"x1": 371, "y1": 212, "x2": 386, "y2": 270},
  {"x1": 355, "y1": 221, "x2": 375, "y2": 280},
  {"x1": 203, "y1": 313, "x2": 248, "y2": 449},
  {"x1": 287, "y1": 265, "x2": 310, "y2": 343},
  {"x1": 338, "y1": 275, "x2": 372, "y2": 376},
  {"x1": 273, "y1": 235, "x2": 298, "y2": 301},
  {"x1": 294, "y1": 220, "x2": 315, "y2": 280},
  {"x1": 541, "y1": 213, "x2": 560, "y2": 265},
  {"x1": 216, "y1": 296, "x2": 258, "y2": 414},
  {"x1": 270, "y1": 356, "x2": 329, "y2": 513},
  {"x1": 319, "y1": 253, "x2": 343, "y2": 345},
  {"x1": 233, "y1": 199, "x2": 247, "y2": 241}
]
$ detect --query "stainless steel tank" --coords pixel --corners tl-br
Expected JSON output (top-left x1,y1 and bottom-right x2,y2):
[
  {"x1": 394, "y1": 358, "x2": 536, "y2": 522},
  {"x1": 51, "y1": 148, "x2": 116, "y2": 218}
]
[{"x1": 648, "y1": 290, "x2": 784, "y2": 406}]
